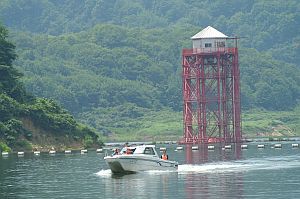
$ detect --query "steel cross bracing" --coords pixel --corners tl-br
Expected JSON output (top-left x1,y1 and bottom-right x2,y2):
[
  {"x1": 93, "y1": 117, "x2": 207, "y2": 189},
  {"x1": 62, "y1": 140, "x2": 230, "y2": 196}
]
[{"x1": 181, "y1": 48, "x2": 241, "y2": 144}]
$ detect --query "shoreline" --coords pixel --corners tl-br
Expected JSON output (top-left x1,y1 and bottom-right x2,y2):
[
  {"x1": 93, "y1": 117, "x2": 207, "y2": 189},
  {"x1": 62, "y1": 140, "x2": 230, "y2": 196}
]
[{"x1": 1, "y1": 137, "x2": 300, "y2": 153}]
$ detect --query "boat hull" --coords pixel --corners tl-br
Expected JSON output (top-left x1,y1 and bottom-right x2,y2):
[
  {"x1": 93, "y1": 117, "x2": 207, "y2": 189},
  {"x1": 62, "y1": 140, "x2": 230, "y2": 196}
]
[{"x1": 104, "y1": 155, "x2": 178, "y2": 174}]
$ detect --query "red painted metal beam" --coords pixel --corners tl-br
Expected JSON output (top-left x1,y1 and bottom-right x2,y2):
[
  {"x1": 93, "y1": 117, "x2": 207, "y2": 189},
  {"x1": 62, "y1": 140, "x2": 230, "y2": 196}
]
[{"x1": 181, "y1": 45, "x2": 242, "y2": 144}]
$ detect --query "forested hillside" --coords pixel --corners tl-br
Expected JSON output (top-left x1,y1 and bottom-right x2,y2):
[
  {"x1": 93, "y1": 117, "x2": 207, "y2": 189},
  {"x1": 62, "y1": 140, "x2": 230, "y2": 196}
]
[
  {"x1": 0, "y1": 24, "x2": 101, "y2": 151},
  {"x1": 1, "y1": 0, "x2": 299, "y2": 139}
]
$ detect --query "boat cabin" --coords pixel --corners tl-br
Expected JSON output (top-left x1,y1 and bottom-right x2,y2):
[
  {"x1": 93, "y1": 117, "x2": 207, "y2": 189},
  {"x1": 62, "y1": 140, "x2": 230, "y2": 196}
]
[{"x1": 133, "y1": 145, "x2": 159, "y2": 157}]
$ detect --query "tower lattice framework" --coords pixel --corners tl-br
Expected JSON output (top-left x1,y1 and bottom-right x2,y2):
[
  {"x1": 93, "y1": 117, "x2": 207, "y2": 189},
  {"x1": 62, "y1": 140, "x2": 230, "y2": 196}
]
[{"x1": 181, "y1": 46, "x2": 241, "y2": 144}]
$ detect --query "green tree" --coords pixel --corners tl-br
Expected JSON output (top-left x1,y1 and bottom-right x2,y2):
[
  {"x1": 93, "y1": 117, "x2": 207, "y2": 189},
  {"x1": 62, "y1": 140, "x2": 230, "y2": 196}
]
[
  {"x1": 0, "y1": 23, "x2": 16, "y2": 65},
  {"x1": 0, "y1": 23, "x2": 28, "y2": 102}
]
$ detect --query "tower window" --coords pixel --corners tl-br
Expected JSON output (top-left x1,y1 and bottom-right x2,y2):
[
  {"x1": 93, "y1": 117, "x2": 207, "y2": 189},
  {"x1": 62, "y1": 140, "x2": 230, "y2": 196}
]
[{"x1": 217, "y1": 41, "x2": 225, "y2": 47}]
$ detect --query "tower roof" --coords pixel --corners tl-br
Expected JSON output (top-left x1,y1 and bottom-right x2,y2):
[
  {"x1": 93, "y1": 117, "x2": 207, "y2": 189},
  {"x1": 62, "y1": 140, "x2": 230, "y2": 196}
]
[{"x1": 191, "y1": 26, "x2": 228, "y2": 39}]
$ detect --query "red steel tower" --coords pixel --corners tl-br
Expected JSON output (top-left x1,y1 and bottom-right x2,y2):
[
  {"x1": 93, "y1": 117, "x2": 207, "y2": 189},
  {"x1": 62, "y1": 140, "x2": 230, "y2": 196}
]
[{"x1": 180, "y1": 26, "x2": 241, "y2": 144}]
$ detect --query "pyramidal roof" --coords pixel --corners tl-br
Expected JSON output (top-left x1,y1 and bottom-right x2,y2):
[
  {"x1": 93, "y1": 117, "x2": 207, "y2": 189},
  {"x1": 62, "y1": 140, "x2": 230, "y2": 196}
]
[{"x1": 191, "y1": 26, "x2": 228, "y2": 39}]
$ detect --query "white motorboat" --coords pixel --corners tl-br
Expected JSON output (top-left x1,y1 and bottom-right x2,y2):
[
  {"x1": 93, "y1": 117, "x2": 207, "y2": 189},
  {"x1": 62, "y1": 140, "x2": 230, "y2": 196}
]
[{"x1": 104, "y1": 145, "x2": 178, "y2": 174}]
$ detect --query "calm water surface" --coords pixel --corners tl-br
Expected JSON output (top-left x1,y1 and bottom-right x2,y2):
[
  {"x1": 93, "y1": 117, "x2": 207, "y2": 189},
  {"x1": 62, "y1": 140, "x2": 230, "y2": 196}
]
[{"x1": 1, "y1": 143, "x2": 300, "y2": 199}]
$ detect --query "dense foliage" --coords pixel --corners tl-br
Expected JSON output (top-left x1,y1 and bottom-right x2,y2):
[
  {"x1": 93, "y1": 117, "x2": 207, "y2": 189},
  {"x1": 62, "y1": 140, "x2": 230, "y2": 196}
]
[
  {"x1": 0, "y1": 24, "x2": 101, "y2": 151},
  {"x1": 0, "y1": 0, "x2": 299, "y2": 137}
]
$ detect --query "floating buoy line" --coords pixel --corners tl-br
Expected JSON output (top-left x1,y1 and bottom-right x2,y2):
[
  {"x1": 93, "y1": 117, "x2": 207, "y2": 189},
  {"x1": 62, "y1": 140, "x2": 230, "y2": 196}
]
[{"x1": 0, "y1": 143, "x2": 299, "y2": 157}]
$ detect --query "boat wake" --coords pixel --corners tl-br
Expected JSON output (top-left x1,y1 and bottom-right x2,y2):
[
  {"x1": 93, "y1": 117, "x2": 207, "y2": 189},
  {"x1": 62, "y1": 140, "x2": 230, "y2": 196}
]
[
  {"x1": 178, "y1": 155, "x2": 300, "y2": 174},
  {"x1": 96, "y1": 169, "x2": 112, "y2": 178},
  {"x1": 96, "y1": 155, "x2": 300, "y2": 177}
]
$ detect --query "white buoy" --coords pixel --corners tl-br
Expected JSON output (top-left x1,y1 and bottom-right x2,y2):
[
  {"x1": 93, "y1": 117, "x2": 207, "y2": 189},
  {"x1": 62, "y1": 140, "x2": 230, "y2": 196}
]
[
  {"x1": 34, "y1": 151, "x2": 40, "y2": 155},
  {"x1": 208, "y1": 145, "x2": 215, "y2": 150},
  {"x1": 257, "y1": 144, "x2": 265, "y2": 148},
  {"x1": 159, "y1": 147, "x2": 167, "y2": 151},
  {"x1": 224, "y1": 145, "x2": 232, "y2": 150},
  {"x1": 241, "y1": 144, "x2": 248, "y2": 149},
  {"x1": 65, "y1": 150, "x2": 72, "y2": 154},
  {"x1": 274, "y1": 144, "x2": 282, "y2": 148},
  {"x1": 49, "y1": 150, "x2": 56, "y2": 154},
  {"x1": 192, "y1": 146, "x2": 199, "y2": 150},
  {"x1": 292, "y1": 143, "x2": 299, "y2": 148},
  {"x1": 96, "y1": 148, "x2": 103, "y2": 153},
  {"x1": 17, "y1": 152, "x2": 24, "y2": 156},
  {"x1": 81, "y1": 149, "x2": 88, "y2": 154},
  {"x1": 176, "y1": 146, "x2": 183, "y2": 151},
  {"x1": 1, "y1": 152, "x2": 9, "y2": 156}
]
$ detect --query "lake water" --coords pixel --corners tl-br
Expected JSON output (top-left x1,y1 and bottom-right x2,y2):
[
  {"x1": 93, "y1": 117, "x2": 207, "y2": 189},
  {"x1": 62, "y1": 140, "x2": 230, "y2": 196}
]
[{"x1": 1, "y1": 143, "x2": 300, "y2": 199}]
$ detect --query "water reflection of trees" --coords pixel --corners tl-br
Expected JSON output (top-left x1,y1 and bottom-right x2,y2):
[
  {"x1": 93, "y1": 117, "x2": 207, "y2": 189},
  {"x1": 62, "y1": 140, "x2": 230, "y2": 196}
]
[{"x1": 0, "y1": 155, "x2": 19, "y2": 198}]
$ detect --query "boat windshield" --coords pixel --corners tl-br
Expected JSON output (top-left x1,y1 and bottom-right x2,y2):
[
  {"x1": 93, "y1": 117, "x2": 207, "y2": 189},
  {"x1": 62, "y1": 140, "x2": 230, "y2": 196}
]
[
  {"x1": 120, "y1": 147, "x2": 136, "y2": 154},
  {"x1": 134, "y1": 146, "x2": 156, "y2": 155}
]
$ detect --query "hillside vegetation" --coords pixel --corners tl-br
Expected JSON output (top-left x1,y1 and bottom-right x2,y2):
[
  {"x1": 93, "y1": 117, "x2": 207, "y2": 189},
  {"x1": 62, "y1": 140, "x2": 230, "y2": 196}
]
[
  {"x1": 0, "y1": 24, "x2": 102, "y2": 152},
  {"x1": 0, "y1": 0, "x2": 299, "y2": 140}
]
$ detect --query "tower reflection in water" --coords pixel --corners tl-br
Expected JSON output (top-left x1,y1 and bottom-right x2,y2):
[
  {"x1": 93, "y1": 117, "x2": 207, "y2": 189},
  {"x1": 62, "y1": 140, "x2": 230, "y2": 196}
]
[{"x1": 183, "y1": 144, "x2": 244, "y2": 199}]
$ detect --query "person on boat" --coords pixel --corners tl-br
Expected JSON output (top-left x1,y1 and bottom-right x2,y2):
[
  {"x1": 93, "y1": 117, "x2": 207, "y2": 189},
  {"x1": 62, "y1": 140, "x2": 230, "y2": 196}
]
[
  {"x1": 112, "y1": 148, "x2": 119, "y2": 156},
  {"x1": 161, "y1": 150, "x2": 168, "y2": 160},
  {"x1": 126, "y1": 148, "x2": 132, "y2": 154},
  {"x1": 120, "y1": 142, "x2": 129, "y2": 154}
]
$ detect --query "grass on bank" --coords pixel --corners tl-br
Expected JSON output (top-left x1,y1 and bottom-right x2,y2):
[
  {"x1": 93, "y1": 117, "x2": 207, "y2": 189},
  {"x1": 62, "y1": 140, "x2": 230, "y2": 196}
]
[
  {"x1": 105, "y1": 109, "x2": 182, "y2": 142},
  {"x1": 242, "y1": 107, "x2": 300, "y2": 138},
  {"x1": 90, "y1": 105, "x2": 300, "y2": 142}
]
